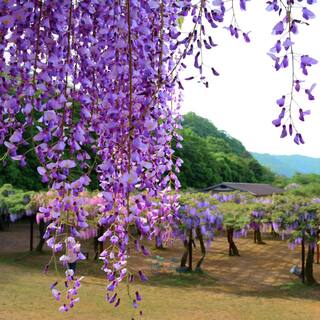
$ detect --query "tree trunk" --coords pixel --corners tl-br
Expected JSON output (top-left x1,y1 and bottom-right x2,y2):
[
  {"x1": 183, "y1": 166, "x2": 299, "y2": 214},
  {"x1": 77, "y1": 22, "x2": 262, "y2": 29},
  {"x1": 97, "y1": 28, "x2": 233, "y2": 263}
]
[
  {"x1": 195, "y1": 227, "x2": 206, "y2": 271},
  {"x1": 29, "y1": 215, "x2": 34, "y2": 251},
  {"x1": 254, "y1": 227, "x2": 265, "y2": 245},
  {"x1": 0, "y1": 214, "x2": 6, "y2": 231},
  {"x1": 0, "y1": 211, "x2": 9, "y2": 231},
  {"x1": 155, "y1": 235, "x2": 164, "y2": 249},
  {"x1": 305, "y1": 244, "x2": 316, "y2": 285},
  {"x1": 227, "y1": 228, "x2": 240, "y2": 256},
  {"x1": 270, "y1": 224, "x2": 278, "y2": 237},
  {"x1": 188, "y1": 229, "x2": 193, "y2": 271},
  {"x1": 180, "y1": 239, "x2": 189, "y2": 268},
  {"x1": 94, "y1": 226, "x2": 104, "y2": 260},
  {"x1": 301, "y1": 237, "x2": 305, "y2": 284},
  {"x1": 35, "y1": 220, "x2": 46, "y2": 252},
  {"x1": 317, "y1": 231, "x2": 320, "y2": 265}
]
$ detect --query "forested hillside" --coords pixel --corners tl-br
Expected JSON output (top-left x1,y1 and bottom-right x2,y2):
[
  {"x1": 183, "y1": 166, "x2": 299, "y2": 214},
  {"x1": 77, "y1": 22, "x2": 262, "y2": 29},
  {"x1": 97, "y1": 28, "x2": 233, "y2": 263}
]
[
  {"x1": 0, "y1": 112, "x2": 275, "y2": 191},
  {"x1": 175, "y1": 113, "x2": 275, "y2": 189}
]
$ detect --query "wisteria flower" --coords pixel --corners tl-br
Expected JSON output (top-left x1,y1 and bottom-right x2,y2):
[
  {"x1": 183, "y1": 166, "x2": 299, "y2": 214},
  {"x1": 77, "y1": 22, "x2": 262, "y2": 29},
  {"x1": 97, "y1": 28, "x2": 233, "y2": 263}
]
[
  {"x1": 270, "y1": 40, "x2": 281, "y2": 53},
  {"x1": 59, "y1": 160, "x2": 76, "y2": 169},
  {"x1": 59, "y1": 304, "x2": 68, "y2": 312},
  {"x1": 283, "y1": 38, "x2": 294, "y2": 50},
  {"x1": 280, "y1": 125, "x2": 287, "y2": 138},
  {"x1": 0, "y1": 15, "x2": 15, "y2": 28},
  {"x1": 305, "y1": 83, "x2": 316, "y2": 100},
  {"x1": 302, "y1": 7, "x2": 315, "y2": 20},
  {"x1": 276, "y1": 96, "x2": 285, "y2": 107},
  {"x1": 272, "y1": 21, "x2": 284, "y2": 35}
]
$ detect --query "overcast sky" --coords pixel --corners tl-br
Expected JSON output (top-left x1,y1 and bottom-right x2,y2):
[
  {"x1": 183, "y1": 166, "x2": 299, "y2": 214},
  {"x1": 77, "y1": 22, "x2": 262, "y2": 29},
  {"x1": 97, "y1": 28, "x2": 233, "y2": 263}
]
[{"x1": 180, "y1": 2, "x2": 320, "y2": 158}]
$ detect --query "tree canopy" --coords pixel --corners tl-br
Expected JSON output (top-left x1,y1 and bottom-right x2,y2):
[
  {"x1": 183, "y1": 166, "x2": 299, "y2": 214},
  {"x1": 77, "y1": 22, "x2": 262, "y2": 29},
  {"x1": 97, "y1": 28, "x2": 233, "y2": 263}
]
[{"x1": 175, "y1": 113, "x2": 276, "y2": 189}]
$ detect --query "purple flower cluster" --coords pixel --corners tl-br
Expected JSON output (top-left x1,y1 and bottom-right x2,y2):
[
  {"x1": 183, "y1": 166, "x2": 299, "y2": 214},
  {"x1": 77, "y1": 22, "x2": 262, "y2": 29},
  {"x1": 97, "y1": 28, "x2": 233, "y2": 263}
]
[
  {"x1": 50, "y1": 269, "x2": 83, "y2": 312},
  {"x1": 0, "y1": 0, "x2": 187, "y2": 312},
  {"x1": 175, "y1": 200, "x2": 223, "y2": 244},
  {"x1": 175, "y1": 0, "x2": 251, "y2": 88},
  {"x1": 271, "y1": 195, "x2": 320, "y2": 249},
  {"x1": 268, "y1": 0, "x2": 318, "y2": 144},
  {"x1": 1, "y1": 0, "x2": 319, "y2": 313}
]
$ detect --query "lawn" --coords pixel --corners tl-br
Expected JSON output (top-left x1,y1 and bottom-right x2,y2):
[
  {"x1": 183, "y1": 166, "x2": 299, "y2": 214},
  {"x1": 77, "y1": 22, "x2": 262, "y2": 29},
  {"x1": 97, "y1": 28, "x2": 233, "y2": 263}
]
[{"x1": 1, "y1": 223, "x2": 320, "y2": 320}]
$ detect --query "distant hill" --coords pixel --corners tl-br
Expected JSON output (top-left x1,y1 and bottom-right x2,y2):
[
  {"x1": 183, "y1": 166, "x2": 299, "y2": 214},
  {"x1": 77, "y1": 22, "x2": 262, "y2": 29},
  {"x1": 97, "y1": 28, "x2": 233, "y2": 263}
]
[
  {"x1": 175, "y1": 113, "x2": 275, "y2": 189},
  {"x1": 182, "y1": 112, "x2": 250, "y2": 157},
  {"x1": 251, "y1": 153, "x2": 320, "y2": 177}
]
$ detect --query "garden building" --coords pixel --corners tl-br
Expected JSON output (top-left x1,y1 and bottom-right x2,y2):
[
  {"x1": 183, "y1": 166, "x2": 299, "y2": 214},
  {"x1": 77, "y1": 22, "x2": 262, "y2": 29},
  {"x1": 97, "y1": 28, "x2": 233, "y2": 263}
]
[{"x1": 202, "y1": 182, "x2": 284, "y2": 197}]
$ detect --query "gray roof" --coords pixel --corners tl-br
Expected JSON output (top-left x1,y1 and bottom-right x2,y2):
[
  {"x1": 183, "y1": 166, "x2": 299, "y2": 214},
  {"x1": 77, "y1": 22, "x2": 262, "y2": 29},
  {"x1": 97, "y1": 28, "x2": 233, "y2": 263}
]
[{"x1": 203, "y1": 182, "x2": 284, "y2": 197}]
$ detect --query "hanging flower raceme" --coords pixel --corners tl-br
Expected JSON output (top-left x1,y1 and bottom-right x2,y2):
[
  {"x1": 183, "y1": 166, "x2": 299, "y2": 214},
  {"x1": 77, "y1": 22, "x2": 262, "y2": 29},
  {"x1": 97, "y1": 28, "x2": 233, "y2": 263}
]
[
  {"x1": 1, "y1": 0, "x2": 319, "y2": 315},
  {"x1": 174, "y1": 0, "x2": 251, "y2": 89},
  {"x1": 268, "y1": 0, "x2": 318, "y2": 144},
  {"x1": 0, "y1": 0, "x2": 186, "y2": 314}
]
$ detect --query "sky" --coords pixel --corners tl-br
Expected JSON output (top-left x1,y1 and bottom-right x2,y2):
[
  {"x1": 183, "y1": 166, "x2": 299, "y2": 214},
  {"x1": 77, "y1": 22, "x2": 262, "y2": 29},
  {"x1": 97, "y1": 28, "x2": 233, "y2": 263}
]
[{"x1": 180, "y1": 2, "x2": 320, "y2": 158}]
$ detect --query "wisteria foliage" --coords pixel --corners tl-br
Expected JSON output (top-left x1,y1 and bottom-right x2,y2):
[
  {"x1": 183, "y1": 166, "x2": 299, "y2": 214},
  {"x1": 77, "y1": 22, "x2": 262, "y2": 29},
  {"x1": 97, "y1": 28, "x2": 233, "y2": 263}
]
[
  {"x1": 177, "y1": 192, "x2": 320, "y2": 249},
  {"x1": 0, "y1": 0, "x2": 318, "y2": 315}
]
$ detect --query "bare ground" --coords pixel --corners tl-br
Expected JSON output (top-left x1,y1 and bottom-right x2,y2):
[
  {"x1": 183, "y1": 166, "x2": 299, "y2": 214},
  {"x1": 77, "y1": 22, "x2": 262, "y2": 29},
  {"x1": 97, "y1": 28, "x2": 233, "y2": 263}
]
[{"x1": 1, "y1": 222, "x2": 320, "y2": 320}]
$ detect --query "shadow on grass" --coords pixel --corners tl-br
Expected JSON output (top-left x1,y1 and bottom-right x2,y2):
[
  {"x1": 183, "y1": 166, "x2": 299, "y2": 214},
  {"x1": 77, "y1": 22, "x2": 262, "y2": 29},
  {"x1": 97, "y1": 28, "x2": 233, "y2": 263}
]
[
  {"x1": 140, "y1": 267, "x2": 320, "y2": 302},
  {"x1": 146, "y1": 271, "x2": 217, "y2": 288},
  {"x1": 234, "y1": 281, "x2": 320, "y2": 299},
  {"x1": 1, "y1": 251, "x2": 320, "y2": 302},
  {"x1": 0, "y1": 251, "x2": 106, "y2": 280}
]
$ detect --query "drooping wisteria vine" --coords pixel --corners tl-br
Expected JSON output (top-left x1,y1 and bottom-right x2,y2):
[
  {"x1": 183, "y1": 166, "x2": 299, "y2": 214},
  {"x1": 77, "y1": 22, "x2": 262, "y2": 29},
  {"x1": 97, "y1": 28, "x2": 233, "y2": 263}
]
[
  {"x1": 0, "y1": 0, "x2": 184, "y2": 313},
  {"x1": 268, "y1": 0, "x2": 318, "y2": 144},
  {"x1": 0, "y1": 0, "x2": 318, "y2": 316}
]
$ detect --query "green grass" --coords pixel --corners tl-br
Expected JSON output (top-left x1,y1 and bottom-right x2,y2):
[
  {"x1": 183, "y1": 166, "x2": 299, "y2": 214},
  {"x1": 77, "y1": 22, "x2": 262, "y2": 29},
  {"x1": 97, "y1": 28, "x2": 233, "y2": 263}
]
[{"x1": 1, "y1": 250, "x2": 320, "y2": 320}]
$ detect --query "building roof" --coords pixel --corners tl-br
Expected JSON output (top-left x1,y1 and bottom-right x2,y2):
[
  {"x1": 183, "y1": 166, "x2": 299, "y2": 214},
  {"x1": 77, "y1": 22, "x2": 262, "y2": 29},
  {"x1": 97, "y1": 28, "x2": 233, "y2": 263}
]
[{"x1": 202, "y1": 182, "x2": 284, "y2": 197}]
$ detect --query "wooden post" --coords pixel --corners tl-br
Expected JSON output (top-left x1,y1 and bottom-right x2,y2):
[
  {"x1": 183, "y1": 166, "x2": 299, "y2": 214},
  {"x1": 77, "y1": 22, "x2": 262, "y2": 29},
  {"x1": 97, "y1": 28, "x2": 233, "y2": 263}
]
[{"x1": 29, "y1": 215, "x2": 34, "y2": 251}]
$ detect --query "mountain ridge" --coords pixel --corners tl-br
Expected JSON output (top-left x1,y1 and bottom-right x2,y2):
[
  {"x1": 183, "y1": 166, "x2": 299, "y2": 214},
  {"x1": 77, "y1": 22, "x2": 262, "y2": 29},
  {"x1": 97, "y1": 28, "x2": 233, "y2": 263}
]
[{"x1": 251, "y1": 152, "x2": 320, "y2": 177}]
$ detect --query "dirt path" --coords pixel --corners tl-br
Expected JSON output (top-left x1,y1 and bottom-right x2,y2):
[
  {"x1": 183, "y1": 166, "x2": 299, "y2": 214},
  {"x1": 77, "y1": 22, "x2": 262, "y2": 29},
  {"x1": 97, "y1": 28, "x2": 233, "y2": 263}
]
[
  {"x1": 2, "y1": 223, "x2": 320, "y2": 320},
  {"x1": 1, "y1": 222, "x2": 320, "y2": 293}
]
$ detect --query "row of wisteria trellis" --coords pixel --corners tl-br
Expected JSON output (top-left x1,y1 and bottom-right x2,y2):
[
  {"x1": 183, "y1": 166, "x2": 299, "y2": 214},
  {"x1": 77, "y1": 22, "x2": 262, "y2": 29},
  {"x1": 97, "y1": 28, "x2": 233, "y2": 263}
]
[{"x1": 0, "y1": 0, "x2": 318, "y2": 317}]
